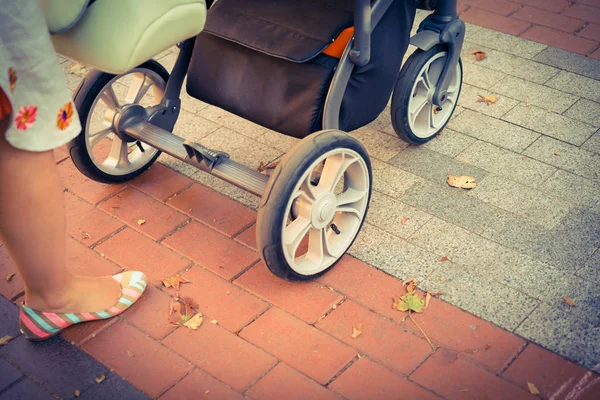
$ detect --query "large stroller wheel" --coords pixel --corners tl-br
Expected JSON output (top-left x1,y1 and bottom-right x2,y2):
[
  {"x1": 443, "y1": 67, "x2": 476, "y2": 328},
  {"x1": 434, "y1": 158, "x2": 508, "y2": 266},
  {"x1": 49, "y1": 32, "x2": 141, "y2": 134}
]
[
  {"x1": 68, "y1": 60, "x2": 170, "y2": 183},
  {"x1": 391, "y1": 44, "x2": 463, "y2": 144},
  {"x1": 257, "y1": 130, "x2": 372, "y2": 281}
]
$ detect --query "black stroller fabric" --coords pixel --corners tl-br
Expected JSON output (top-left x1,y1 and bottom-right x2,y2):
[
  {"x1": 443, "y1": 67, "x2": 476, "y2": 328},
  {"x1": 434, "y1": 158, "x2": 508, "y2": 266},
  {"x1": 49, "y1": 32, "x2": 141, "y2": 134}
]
[{"x1": 186, "y1": 0, "x2": 417, "y2": 138}]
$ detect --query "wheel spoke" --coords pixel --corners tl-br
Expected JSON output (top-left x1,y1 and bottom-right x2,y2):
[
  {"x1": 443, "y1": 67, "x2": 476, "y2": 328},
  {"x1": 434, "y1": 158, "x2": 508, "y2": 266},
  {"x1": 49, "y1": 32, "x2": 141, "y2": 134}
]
[
  {"x1": 100, "y1": 85, "x2": 120, "y2": 110},
  {"x1": 88, "y1": 127, "x2": 114, "y2": 148},
  {"x1": 105, "y1": 137, "x2": 131, "y2": 169},
  {"x1": 427, "y1": 104, "x2": 434, "y2": 130},
  {"x1": 336, "y1": 188, "x2": 366, "y2": 207},
  {"x1": 410, "y1": 98, "x2": 428, "y2": 127},
  {"x1": 126, "y1": 73, "x2": 154, "y2": 104},
  {"x1": 336, "y1": 206, "x2": 362, "y2": 218},
  {"x1": 422, "y1": 67, "x2": 433, "y2": 91},
  {"x1": 283, "y1": 216, "x2": 311, "y2": 259},
  {"x1": 317, "y1": 152, "x2": 359, "y2": 194},
  {"x1": 306, "y1": 227, "x2": 334, "y2": 264}
]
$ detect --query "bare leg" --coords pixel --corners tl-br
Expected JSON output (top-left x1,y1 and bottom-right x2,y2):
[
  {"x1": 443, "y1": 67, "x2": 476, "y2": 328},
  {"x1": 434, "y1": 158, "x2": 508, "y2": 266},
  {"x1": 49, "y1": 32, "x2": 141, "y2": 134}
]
[{"x1": 0, "y1": 118, "x2": 120, "y2": 313}]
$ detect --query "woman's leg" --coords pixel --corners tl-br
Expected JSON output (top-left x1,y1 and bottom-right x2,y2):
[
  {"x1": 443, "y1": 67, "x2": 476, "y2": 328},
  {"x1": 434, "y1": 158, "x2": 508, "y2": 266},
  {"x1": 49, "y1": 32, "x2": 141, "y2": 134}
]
[{"x1": 0, "y1": 122, "x2": 120, "y2": 313}]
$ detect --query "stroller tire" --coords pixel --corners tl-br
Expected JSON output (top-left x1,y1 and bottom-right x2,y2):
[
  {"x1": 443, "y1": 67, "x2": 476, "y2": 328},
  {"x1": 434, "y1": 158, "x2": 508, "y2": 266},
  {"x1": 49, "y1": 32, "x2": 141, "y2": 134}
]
[
  {"x1": 391, "y1": 44, "x2": 463, "y2": 144},
  {"x1": 68, "y1": 59, "x2": 170, "y2": 184},
  {"x1": 257, "y1": 130, "x2": 372, "y2": 281}
]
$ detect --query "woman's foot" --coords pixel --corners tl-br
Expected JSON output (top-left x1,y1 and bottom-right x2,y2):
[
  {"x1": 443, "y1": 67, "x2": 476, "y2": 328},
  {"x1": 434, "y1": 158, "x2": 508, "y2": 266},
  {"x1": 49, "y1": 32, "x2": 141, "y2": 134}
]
[{"x1": 19, "y1": 271, "x2": 147, "y2": 341}]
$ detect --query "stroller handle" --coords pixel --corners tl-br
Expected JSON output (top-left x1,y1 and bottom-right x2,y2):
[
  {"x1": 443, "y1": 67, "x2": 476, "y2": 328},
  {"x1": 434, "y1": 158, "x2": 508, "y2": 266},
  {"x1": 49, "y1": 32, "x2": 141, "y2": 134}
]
[{"x1": 350, "y1": 0, "x2": 371, "y2": 66}]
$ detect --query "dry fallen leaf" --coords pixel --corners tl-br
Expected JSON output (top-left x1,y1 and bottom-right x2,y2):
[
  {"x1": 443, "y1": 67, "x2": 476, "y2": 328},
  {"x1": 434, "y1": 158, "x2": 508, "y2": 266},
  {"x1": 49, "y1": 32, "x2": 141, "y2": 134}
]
[
  {"x1": 74, "y1": 389, "x2": 81, "y2": 397},
  {"x1": 257, "y1": 161, "x2": 265, "y2": 172},
  {"x1": 69, "y1": 62, "x2": 89, "y2": 77},
  {"x1": 425, "y1": 292, "x2": 432, "y2": 309},
  {"x1": 180, "y1": 296, "x2": 199, "y2": 318},
  {"x1": 401, "y1": 217, "x2": 410, "y2": 225},
  {"x1": 447, "y1": 175, "x2": 477, "y2": 189},
  {"x1": 5, "y1": 272, "x2": 15, "y2": 282},
  {"x1": 562, "y1": 296, "x2": 576, "y2": 307},
  {"x1": 137, "y1": 219, "x2": 146, "y2": 226},
  {"x1": 484, "y1": 343, "x2": 492, "y2": 351},
  {"x1": 82, "y1": 231, "x2": 92, "y2": 240},
  {"x1": 429, "y1": 291, "x2": 444, "y2": 296},
  {"x1": 527, "y1": 382, "x2": 540, "y2": 396},
  {"x1": 95, "y1": 375, "x2": 106, "y2": 384},
  {"x1": 477, "y1": 95, "x2": 498, "y2": 105},
  {"x1": 470, "y1": 50, "x2": 487, "y2": 61},
  {"x1": 351, "y1": 323, "x2": 363, "y2": 339},
  {"x1": 440, "y1": 256, "x2": 449, "y2": 262},
  {"x1": 553, "y1": 152, "x2": 561, "y2": 156},
  {"x1": 162, "y1": 274, "x2": 191, "y2": 290},
  {"x1": 393, "y1": 291, "x2": 425, "y2": 313},
  {"x1": 402, "y1": 278, "x2": 417, "y2": 294},
  {"x1": 126, "y1": 350, "x2": 135, "y2": 358},
  {"x1": 0, "y1": 335, "x2": 13, "y2": 346},
  {"x1": 183, "y1": 313, "x2": 204, "y2": 330}
]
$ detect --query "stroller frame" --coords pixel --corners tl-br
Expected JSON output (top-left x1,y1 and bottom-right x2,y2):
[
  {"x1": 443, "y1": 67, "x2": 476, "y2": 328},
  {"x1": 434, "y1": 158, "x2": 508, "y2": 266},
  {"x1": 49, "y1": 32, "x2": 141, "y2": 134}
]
[{"x1": 112, "y1": 0, "x2": 464, "y2": 197}]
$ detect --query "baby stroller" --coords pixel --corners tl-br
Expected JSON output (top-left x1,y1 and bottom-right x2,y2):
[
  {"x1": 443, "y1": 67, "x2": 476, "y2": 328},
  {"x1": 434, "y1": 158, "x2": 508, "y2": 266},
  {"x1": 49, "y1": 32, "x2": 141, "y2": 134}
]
[{"x1": 42, "y1": 0, "x2": 464, "y2": 281}]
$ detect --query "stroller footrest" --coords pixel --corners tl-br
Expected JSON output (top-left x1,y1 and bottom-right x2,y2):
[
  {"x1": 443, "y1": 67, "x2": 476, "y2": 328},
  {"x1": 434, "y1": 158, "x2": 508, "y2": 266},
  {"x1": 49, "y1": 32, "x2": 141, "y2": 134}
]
[{"x1": 183, "y1": 140, "x2": 230, "y2": 171}]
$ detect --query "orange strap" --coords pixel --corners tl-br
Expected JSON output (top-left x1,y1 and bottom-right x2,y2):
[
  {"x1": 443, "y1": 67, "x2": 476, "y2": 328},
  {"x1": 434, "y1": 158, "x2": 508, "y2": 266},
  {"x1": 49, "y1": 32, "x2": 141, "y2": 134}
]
[{"x1": 322, "y1": 26, "x2": 354, "y2": 58}]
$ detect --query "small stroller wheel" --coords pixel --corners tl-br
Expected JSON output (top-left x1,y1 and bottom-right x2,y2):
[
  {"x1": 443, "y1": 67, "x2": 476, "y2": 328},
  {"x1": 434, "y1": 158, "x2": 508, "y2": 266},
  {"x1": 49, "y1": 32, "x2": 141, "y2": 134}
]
[
  {"x1": 257, "y1": 130, "x2": 372, "y2": 281},
  {"x1": 391, "y1": 44, "x2": 463, "y2": 144},
  {"x1": 68, "y1": 60, "x2": 170, "y2": 183}
]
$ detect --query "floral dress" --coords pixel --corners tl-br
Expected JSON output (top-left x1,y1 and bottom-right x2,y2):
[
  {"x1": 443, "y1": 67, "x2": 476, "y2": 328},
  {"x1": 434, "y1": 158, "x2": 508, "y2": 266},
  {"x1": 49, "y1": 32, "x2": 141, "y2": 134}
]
[{"x1": 0, "y1": 0, "x2": 81, "y2": 152}]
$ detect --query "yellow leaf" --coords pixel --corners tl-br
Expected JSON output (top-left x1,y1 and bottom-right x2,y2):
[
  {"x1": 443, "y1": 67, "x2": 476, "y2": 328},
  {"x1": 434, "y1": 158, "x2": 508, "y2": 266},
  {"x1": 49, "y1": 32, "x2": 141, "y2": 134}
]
[
  {"x1": 162, "y1": 274, "x2": 191, "y2": 290},
  {"x1": 183, "y1": 313, "x2": 204, "y2": 330},
  {"x1": 527, "y1": 382, "x2": 540, "y2": 396},
  {"x1": 137, "y1": 219, "x2": 146, "y2": 226},
  {"x1": 476, "y1": 95, "x2": 498, "y2": 105},
  {"x1": 447, "y1": 175, "x2": 477, "y2": 189},
  {"x1": 562, "y1": 296, "x2": 576, "y2": 307},
  {"x1": 351, "y1": 323, "x2": 363, "y2": 339},
  {"x1": 95, "y1": 374, "x2": 106, "y2": 384},
  {"x1": 5, "y1": 273, "x2": 15, "y2": 282},
  {"x1": 470, "y1": 50, "x2": 487, "y2": 61},
  {"x1": 0, "y1": 335, "x2": 13, "y2": 346},
  {"x1": 210, "y1": 319, "x2": 218, "y2": 325}
]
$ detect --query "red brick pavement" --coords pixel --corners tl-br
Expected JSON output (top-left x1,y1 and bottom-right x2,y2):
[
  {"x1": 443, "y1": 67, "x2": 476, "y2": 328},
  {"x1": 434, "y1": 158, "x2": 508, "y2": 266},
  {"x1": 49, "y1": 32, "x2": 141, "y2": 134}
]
[
  {"x1": 1, "y1": 149, "x2": 599, "y2": 399},
  {"x1": 456, "y1": 0, "x2": 600, "y2": 57}
]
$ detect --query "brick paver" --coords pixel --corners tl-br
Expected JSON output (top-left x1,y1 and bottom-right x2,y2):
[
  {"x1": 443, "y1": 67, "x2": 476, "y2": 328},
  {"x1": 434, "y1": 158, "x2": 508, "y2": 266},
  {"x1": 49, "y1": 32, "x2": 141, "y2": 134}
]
[{"x1": 458, "y1": 0, "x2": 600, "y2": 56}]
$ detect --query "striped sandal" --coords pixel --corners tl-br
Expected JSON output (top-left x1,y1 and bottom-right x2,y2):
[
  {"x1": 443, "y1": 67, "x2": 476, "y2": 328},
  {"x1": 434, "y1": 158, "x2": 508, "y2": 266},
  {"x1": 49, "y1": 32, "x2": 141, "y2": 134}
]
[{"x1": 18, "y1": 271, "x2": 148, "y2": 341}]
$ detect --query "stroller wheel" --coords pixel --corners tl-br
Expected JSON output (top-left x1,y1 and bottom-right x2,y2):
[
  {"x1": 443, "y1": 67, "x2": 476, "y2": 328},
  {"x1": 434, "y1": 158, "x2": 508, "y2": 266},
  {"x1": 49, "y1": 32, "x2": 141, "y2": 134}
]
[
  {"x1": 257, "y1": 130, "x2": 372, "y2": 281},
  {"x1": 68, "y1": 60, "x2": 170, "y2": 183},
  {"x1": 391, "y1": 44, "x2": 463, "y2": 144}
]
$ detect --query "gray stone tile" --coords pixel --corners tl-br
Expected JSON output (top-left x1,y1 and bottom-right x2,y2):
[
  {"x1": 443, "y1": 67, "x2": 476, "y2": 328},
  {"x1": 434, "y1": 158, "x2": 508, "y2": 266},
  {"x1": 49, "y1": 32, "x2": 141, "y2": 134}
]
[
  {"x1": 365, "y1": 107, "x2": 392, "y2": 134},
  {"x1": 582, "y1": 130, "x2": 600, "y2": 154},
  {"x1": 539, "y1": 169, "x2": 600, "y2": 209},
  {"x1": 400, "y1": 181, "x2": 509, "y2": 235},
  {"x1": 467, "y1": 175, "x2": 572, "y2": 229},
  {"x1": 448, "y1": 109, "x2": 540, "y2": 153},
  {"x1": 200, "y1": 127, "x2": 282, "y2": 170},
  {"x1": 172, "y1": 109, "x2": 220, "y2": 143},
  {"x1": 490, "y1": 76, "x2": 579, "y2": 114},
  {"x1": 456, "y1": 140, "x2": 557, "y2": 187},
  {"x1": 515, "y1": 303, "x2": 600, "y2": 370},
  {"x1": 365, "y1": 192, "x2": 433, "y2": 239},
  {"x1": 198, "y1": 106, "x2": 269, "y2": 139},
  {"x1": 544, "y1": 71, "x2": 600, "y2": 103},
  {"x1": 533, "y1": 47, "x2": 600, "y2": 81},
  {"x1": 0, "y1": 358, "x2": 22, "y2": 392},
  {"x1": 409, "y1": 217, "x2": 507, "y2": 266},
  {"x1": 456, "y1": 83, "x2": 520, "y2": 119},
  {"x1": 465, "y1": 27, "x2": 547, "y2": 60},
  {"x1": 564, "y1": 99, "x2": 600, "y2": 128},
  {"x1": 422, "y1": 128, "x2": 476, "y2": 157},
  {"x1": 577, "y1": 250, "x2": 600, "y2": 284},
  {"x1": 502, "y1": 105, "x2": 597, "y2": 146},
  {"x1": 349, "y1": 125, "x2": 408, "y2": 162},
  {"x1": 462, "y1": 63, "x2": 507, "y2": 90},
  {"x1": 420, "y1": 267, "x2": 539, "y2": 331},
  {"x1": 523, "y1": 136, "x2": 600, "y2": 181},
  {"x1": 481, "y1": 208, "x2": 600, "y2": 272},
  {"x1": 348, "y1": 223, "x2": 441, "y2": 282},
  {"x1": 59, "y1": 60, "x2": 84, "y2": 93},
  {"x1": 256, "y1": 130, "x2": 300, "y2": 153},
  {"x1": 477, "y1": 50, "x2": 560, "y2": 84},
  {"x1": 371, "y1": 159, "x2": 424, "y2": 199},
  {"x1": 0, "y1": 379, "x2": 55, "y2": 400},
  {"x1": 389, "y1": 146, "x2": 488, "y2": 186}
]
